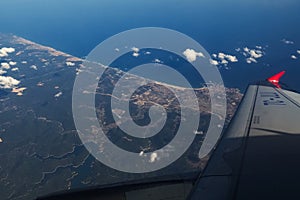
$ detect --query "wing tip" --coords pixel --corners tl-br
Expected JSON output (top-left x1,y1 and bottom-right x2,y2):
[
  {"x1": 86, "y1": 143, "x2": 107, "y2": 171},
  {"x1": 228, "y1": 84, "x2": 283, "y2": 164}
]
[{"x1": 267, "y1": 71, "x2": 286, "y2": 88}]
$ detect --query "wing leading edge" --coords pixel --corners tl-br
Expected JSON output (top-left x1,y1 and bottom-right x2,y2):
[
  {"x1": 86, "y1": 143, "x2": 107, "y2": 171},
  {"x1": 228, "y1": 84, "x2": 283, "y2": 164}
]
[{"x1": 189, "y1": 75, "x2": 300, "y2": 200}]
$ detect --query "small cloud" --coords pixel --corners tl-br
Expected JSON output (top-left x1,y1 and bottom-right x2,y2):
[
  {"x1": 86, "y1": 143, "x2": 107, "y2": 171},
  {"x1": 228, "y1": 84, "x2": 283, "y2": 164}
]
[
  {"x1": 131, "y1": 47, "x2": 140, "y2": 57},
  {"x1": 194, "y1": 130, "x2": 204, "y2": 135},
  {"x1": 132, "y1": 52, "x2": 140, "y2": 57},
  {"x1": 1, "y1": 63, "x2": 10, "y2": 70},
  {"x1": 246, "y1": 57, "x2": 257, "y2": 64},
  {"x1": 139, "y1": 151, "x2": 144, "y2": 156},
  {"x1": 66, "y1": 61, "x2": 75, "y2": 67},
  {"x1": 9, "y1": 61, "x2": 17, "y2": 66},
  {"x1": 291, "y1": 55, "x2": 297, "y2": 59},
  {"x1": 0, "y1": 76, "x2": 20, "y2": 89},
  {"x1": 37, "y1": 82, "x2": 44, "y2": 87},
  {"x1": 183, "y1": 49, "x2": 205, "y2": 62},
  {"x1": 243, "y1": 47, "x2": 250, "y2": 53},
  {"x1": 145, "y1": 51, "x2": 151, "y2": 55},
  {"x1": 297, "y1": 50, "x2": 300, "y2": 55},
  {"x1": 115, "y1": 48, "x2": 120, "y2": 52},
  {"x1": 0, "y1": 47, "x2": 15, "y2": 57},
  {"x1": 54, "y1": 91, "x2": 63, "y2": 98},
  {"x1": 249, "y1": 50, "x2": 263, "y2": 59},
  {"x1": 76, "y1": 68, "x2": 83, "y2": 75},
  {"x1": 211, "y1": 52, "x2": 238, "y2": 67},
  {"x1": 11, "y1": 68, "x2": 19, "y2": 72},
  {"x1": 12, "y1": 87, "x2": 26, "y2": 96},
  {"x1": 221, "y1": 59, "x2": 229, "y2": 65},
  {"x1": 131, "y1": 47, "x2": 140, "y2": 53},
  {"x1": 21, "y1": 61, "x2": 27, "y2": 64},
  {"x1": 0, "y1": 69, "x2": 7, "y2": 75},
  {"x1": 149, "y1": 152, "x2": 158, "y2": 163},
  {"x1": 281, "y1": 39, "x2": 294, "y2": 45},
  {"x1": 30, "y1": 65, "x2": 38, "y2": 70},
  {"x1": 219, "y1": 53, "x2": 238, "y2": 62},
  {"x1": 153, "y1": 59, "x2": 163, "y2": 63},
  {"x1": 218, "y1": 53, "x2": 226, "y2": 60},
  {"x1": 225, "y1": 55, "x2": 238, "y2": 62},
  {"x1": 210, "y1": 59, "x2": 219, "y2": 66},
  {"x1": 242, "y1": 47, "x2": 264, "y2": 64}
]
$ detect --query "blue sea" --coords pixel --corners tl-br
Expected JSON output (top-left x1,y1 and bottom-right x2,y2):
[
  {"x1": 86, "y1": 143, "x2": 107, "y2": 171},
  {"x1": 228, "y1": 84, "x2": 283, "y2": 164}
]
[{"x1": 1, "y1": 0, "x2": 300, "y2": 92}]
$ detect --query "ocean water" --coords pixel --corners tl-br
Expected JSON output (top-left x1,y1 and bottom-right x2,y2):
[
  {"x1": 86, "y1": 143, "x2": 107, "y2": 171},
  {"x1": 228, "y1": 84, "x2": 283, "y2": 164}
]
[{"x1": 1, "y1": 0, "x2": 300, "y2": 91}]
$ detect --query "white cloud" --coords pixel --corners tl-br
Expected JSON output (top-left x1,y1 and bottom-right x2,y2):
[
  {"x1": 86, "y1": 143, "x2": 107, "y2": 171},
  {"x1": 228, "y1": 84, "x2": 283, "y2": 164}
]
[
  {"x1": 54, "y1": 91, "x2": 63, "y2": 98},
  {"x1": 194, "y1": 130, "x2": 204, "y2": 135},
  {"x1": 297, "y1": 50, "x2": 300, "y2": 55},
  {"x1": 4, "y1": 47, "x2": 14, "y2": 53},
  {"x1": 0, "y1": 47, "x2": 15, "y2": 57},
  {"x1": 76, "y1": 68, "x2": 83, "y2": 75},
  {"x1": 225, "y1": 55, "x2": 238, "y2": 62},
  {"x1": 218, "y1": 53, "x2": 238, "y2": 62},
  {"x1": 0, "y1": 76, "x2": 20, "y2": 89},
  {"x1": 11, "y1": 67, "x2": 19, "y2": 72},
  {"x1": 246, "y1": 57, "x2": 257, "y2": 64},
  {"x1": 115, "y1": 48, "x2": 120, "y2": 52},
  {"x1": 21, "y1": 61, "x2": 27, "y2": 64},
  {"x1": 211, "y1": 52, "x2": 238, "y2": 67},
  {"x1": 210, "y1": 59, "x2": 219, "y2": 66},
  {"x1": 145, "y1": 51, "x2": 151, "y2": 55},
  {"x1": 282, "y1": 39, "x2": 294, "y2": 45},
  {"x1": 244, "y1": 47, "x2": 250, "y2": 53},
  {"x1": 37, "y1": 82, "x2": 44, "y2": 87},
  {"x1": 221, "y1": 59, "x2": 229, "y2": 65},
  {"x1": 132, "y1": 52, "x2": 140, "y2": 57},
  {"x1": 153, "y1": 59, "x2": 162, "y2": 63},
  {"x1": 9, "y1": 61, "x2": 17, "y2": 66},
  {"x1": 0, "y1": 69, "x2": 7, "y2": 75},
  {"x1": 291, "y1": 55, "x2": 297, "y2": 59},
  {"x1": 249, "y1": 50, "x2": 263, "y2": 59},
  {"x1": 183, "y1": 49, "x2": 205, "y2": 62},
  {"x1": 242, "y1": 47, "x2": 264, "y2": 64},
  {"x1": 131, "y1": 47, "x2": 140, "y2": 53},
  {"x1": 149, "y1": 152, "x2": 158, "y2": 163},
  {"x1": 1, "y1": 63, "x2": 10, "y2": 69},
  {"x1": 130, "y1": 47, "x2": 140, "y2": 57},
  {"x1": 66, "y1": 61, "x2": 75, "y2": 67},
  {"x1": 30, "y1": 65, "x2": 38, "y2": 70},
  {"x1": 12, "y1": 87, "x2": 26, "y2": 96},
  {"x1": 218, "y1": 53, "x2": 225, "y2": 60}
]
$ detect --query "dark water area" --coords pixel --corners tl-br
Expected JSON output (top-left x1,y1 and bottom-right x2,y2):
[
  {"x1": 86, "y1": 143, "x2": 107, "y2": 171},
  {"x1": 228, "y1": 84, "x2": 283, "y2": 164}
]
[
  {"x1": 0, "y1": 89, "x2": 9, "y2": 97},
  {"x1": 1, "y1": 0, "x2": 300, "y2": 92},
  {"x1": 110, "y1": 49, "x2": 206, "y2": 88}
]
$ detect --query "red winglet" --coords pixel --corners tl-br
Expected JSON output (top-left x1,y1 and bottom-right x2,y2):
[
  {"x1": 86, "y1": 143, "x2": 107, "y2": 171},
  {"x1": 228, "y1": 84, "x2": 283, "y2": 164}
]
[{"x1": 267, "y1": 71, "x2": 286, "y2": 88}]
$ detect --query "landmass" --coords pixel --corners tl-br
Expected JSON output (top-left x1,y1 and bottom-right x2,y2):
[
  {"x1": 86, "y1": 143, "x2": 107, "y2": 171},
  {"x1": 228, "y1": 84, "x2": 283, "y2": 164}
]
[{"x1": 0, "y1": 33, "x2": 242, "y2": 199}]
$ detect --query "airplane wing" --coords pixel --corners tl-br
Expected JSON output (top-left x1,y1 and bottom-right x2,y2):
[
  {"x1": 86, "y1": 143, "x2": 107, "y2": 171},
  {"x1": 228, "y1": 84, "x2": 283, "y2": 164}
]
[{"x1": 188, "y1": 71, "x2": 300, "y2": 200}]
